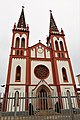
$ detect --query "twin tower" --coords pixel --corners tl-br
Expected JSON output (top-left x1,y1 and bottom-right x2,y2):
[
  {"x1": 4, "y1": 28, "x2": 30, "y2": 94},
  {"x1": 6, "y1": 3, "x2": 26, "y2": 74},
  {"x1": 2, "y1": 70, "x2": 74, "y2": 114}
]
[{"x1": 5, "y1": 7, "x2": 77, "y2": 110}]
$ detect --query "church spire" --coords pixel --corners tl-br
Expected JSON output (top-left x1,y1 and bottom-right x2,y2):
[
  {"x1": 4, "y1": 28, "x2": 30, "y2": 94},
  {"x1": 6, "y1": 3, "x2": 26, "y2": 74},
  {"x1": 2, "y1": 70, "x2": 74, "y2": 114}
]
[
  {"x1": 17, "y1": 6, "x2": 26, "y2": 28},
  {"x1": 49, "y1": 10, "x2": 59, "y2": 33}
]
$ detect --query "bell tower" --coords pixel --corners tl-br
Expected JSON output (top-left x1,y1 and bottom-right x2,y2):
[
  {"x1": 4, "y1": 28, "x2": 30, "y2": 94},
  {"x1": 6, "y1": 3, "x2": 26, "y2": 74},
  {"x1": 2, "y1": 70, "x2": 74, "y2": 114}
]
[
  {"x1": 47, "y1": 10, "x2": 77, "y2": 96},
  {"x1": 5, "y1": 6, "x2": 30, "y2": 96}
]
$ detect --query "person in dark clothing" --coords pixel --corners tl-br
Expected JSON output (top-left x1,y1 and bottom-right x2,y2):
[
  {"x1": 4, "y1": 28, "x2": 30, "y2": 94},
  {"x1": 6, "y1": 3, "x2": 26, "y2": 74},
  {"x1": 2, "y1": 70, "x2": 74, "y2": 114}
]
[
  {"x1": 29, "y1": 103, "x2": 34, "y2": 115},
  {"x1": 55, "y1": 101, "x2": 61, "y2": 113}
]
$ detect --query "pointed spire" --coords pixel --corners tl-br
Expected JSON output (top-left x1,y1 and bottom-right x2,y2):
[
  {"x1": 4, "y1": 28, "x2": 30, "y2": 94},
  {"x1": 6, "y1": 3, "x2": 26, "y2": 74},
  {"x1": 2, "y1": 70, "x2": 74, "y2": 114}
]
[
  {"x1": 17, "y1": 6, "x2": 26, "y2": 28},
  {"x1": 49, "y1": 10, "x2": 59, "y2": 33}
]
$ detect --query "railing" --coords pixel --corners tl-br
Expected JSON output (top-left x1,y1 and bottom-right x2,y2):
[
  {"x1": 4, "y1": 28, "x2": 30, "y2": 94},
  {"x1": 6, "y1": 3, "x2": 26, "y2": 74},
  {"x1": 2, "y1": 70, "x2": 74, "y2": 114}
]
[{"x1": 0, "y1": 92, "x2": 80, "y2": 120}]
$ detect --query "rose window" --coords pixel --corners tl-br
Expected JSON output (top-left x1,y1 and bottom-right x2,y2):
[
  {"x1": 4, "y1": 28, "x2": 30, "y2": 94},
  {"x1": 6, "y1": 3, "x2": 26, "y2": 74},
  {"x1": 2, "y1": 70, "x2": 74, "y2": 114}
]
[{"x1": 34, "y1": 65, "x2": 49, "y2": 79}]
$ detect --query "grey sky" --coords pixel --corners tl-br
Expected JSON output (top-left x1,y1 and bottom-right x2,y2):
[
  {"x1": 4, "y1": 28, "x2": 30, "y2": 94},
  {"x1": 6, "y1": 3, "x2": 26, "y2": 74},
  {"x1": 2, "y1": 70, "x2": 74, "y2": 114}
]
[{"x1": 0, "y1": 0, "x2": 80, "y2": 92}]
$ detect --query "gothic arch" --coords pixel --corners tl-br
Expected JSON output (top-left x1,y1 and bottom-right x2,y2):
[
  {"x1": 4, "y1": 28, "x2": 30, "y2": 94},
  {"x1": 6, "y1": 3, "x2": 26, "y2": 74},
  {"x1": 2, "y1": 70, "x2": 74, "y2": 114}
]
[
  {"x1": 55, "y1": 41, "x2": 59, "y2": 50},
  {"x1": 14, "y1": 91, "x2": 19, "y2": 106},
  {"x1": 15, "y1": 37, "x2": 20, "y2": 48},
  {"x1": 36, "y1": 85, "x2": 50, "y2": 94},
  {"x1": 36, "y1": 85, "x2": 52, "y2": 110},
  {"x1": 21, "y1": 37, "x2": 25, "y2": 48},
  {"x1": 62, "y1": 67, "x2": 68, "y2": 82},
  {"x1": 15, "y1": 65, "x2": 21, "y2": 81},
  {"x1": 60, "y1": 41, "x2": 64, "y2": 51}
]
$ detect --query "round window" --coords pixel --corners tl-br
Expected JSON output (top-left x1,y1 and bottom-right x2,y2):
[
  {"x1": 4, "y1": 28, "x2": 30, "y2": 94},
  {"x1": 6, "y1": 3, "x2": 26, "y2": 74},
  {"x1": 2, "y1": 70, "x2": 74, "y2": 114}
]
[{"x1": 34, "y1": 65, "x2": 49, "y2": 79}]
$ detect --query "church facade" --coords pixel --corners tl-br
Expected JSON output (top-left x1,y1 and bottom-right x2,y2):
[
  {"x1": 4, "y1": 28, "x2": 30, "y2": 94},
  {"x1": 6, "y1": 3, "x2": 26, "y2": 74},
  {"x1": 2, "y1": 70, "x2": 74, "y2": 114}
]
[{"x1": 5, "y1": 7, "x2": 77, "y2": 111}]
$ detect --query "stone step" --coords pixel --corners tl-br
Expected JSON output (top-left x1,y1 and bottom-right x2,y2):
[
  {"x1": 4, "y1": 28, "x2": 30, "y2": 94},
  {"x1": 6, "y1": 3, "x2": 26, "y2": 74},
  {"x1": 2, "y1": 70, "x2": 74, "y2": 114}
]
[{"x1": 34, "y1": 110, "x2": 59, "y2": 116}]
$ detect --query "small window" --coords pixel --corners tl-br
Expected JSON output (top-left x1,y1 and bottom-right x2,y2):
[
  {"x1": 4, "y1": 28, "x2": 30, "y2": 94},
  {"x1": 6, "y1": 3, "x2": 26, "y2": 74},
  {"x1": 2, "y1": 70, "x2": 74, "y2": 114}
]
[
  {"x1": 57, "y1": 53, "x2": 60, "y2": 57},
  {"x1": 60, "y1": 41, "x2": 64, "y2": 51},
  {"x1": 62, "y1": 67, "x2": 68, "y2": 82},
  {"x1": 20, "y1": 50, "x2": 23, "y2": 55},
  {"x1": 15, "y1": 50, "x2": 19, "y2": 55},
  {"x1": 62, "y1": 53, "x2": 64, "y2": 58},
  {"x1": 21, "y1": 38, "x2": 25, "y2": 48},
  {"x1": 55, "y1": 41, "x2": 59, "y2": 50},
  {"x1": 15, "y1": 66, "x2": 21, "y2": 81},
  {"x1": 15, "y1": 37, "x2": 20, "y2": 48},
  {"x1": 14, "y1": 91, "x2": 19, "y2": 106}
]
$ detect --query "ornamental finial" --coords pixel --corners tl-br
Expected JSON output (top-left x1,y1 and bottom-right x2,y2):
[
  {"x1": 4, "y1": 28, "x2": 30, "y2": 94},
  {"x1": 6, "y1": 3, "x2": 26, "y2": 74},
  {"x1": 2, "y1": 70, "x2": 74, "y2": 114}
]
[
  {"x1": 50, "y1": 10, "x2": 52, "y2": 13},
  {"x1": 39, "y1": 40, "x2": 41, "y2": 43},
  {"x1": 22, "y1": 6, "x2": 24, "y2": 9}
]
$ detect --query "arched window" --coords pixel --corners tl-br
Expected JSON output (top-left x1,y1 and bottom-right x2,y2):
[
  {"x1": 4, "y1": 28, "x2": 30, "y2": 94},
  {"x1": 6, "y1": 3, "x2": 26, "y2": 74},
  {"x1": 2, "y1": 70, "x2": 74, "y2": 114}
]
[
  {"x1": 14, "y1": 91, "x2": 19, "y2": 106},
  {"x1": 15, "y1": 37, "x2": 20, "y2": 48},
  {"x1": 20, "y1": 50, "x2": 23, "y2": 55},
  {"x1": 15, "y1": 50, "x2": 19, "y2": 55},
  {"x1": 55, "y1": 41, "x2": 59, "y2": 50},
  {"x1": 21, "y1": 38, "x2": 25, "y2": 48},
  {"x1": 60, "y1": 41, "x2": 64, "y2": 51},
  {"x1": 15, "y1": 66, "x2": 21, "y2": 81},
  {"x1": 62, "y1": 67, "x2": 68, "y2": 82},
  {"x1": 62, "y1": 53, "x2": 64, "y2": 58},
  {"x1": 58, "y1": 53, "x2": 60, "y2": 58}
]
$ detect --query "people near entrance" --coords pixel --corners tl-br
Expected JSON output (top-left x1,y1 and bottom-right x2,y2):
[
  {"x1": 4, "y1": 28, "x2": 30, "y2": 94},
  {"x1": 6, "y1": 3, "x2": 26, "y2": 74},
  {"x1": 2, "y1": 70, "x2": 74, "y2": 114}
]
[
  {"x1": 29, "y1": 103, "x2": 34, "y2": 115},
  {"x1": 55, "y1": 101, "x2": 61, "y2": 113}
]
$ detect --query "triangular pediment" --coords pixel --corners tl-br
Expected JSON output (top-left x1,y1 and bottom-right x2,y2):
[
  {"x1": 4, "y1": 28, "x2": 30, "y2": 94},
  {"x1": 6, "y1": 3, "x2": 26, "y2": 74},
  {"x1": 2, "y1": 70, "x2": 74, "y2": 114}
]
[
  {"x1": 29, "y1": 42, "x2": 51, "y2": 58},
  {"x1": 32, "y1": 80, "x2": 53, "y2": 92},
  {"x1": 29, "y1": 42, "x2": 51, "y2": 51}
]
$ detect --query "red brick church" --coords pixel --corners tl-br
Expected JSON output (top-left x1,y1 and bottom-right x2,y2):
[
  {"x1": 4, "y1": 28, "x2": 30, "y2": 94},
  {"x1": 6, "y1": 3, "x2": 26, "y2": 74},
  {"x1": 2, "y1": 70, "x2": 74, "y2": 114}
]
[{"x1": 5, "y1": 7, "x2": 77, "y2": 111}]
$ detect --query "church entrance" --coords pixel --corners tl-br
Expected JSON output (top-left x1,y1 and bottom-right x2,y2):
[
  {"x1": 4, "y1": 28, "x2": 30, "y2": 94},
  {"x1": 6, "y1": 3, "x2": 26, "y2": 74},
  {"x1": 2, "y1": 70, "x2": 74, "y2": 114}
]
[
  {"x1": 39, "y1": 89, "x2": 48, "y2": 110},
  {"x1": 36, "y1": 85, "x2": 52, "y2": 110}
]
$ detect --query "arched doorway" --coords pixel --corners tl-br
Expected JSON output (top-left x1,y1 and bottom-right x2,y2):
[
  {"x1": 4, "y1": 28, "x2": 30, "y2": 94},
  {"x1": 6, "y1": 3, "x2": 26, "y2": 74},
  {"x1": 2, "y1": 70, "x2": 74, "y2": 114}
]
[{"x1": 36, "y1": 85, "x2": 52, "y2": 110}]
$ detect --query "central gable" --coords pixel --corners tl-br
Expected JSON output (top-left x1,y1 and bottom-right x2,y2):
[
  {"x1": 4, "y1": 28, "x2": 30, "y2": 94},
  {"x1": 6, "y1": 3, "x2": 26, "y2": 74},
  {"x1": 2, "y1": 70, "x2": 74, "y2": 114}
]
[{"x1": 29, "y1": 42, "x2": 51, "y2": 58}]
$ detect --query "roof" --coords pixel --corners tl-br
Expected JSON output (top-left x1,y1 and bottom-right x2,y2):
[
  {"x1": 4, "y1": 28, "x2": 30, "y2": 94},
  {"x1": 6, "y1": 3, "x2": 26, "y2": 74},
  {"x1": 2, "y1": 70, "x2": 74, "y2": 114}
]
[
  {"x1": 49, "y1": 10, "x2": 59, "y2": 33},
  {"x1": 29, "y1": 40, "x2": 51, "y2": 51},
  {"x1": 17, "y1": 6, "x2": 26, "y2": 28}
]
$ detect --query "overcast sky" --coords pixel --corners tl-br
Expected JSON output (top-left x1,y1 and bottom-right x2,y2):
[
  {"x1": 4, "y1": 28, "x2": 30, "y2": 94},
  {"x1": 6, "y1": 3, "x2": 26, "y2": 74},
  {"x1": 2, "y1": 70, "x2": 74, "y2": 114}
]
[{"x1": 0, "y1": 0, "x2": 80, "y2": 92}]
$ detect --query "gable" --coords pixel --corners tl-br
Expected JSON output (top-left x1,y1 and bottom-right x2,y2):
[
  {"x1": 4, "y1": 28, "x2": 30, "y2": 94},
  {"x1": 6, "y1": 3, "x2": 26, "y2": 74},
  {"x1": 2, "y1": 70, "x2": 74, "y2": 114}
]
[{"x1": 29, "y1": 42, "x2": 51, "y2": 58}]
